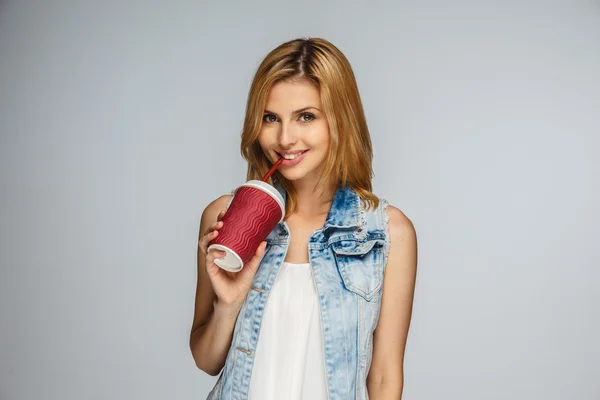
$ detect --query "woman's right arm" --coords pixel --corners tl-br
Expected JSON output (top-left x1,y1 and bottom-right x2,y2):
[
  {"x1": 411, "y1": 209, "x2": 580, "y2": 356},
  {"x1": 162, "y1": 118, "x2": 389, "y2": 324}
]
[
  {"x1": 189, "y1": 195, "x2": 267, "y2": 376},
  {"x1": 190, "y1": 195, "x2": 236, "y2": 375}
]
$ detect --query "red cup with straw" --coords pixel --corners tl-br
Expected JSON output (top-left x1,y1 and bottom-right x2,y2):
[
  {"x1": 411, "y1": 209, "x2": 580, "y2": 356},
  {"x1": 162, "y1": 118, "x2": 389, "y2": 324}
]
[{"x1": 207, "y1": 158, "x2": 285, "y2": 272}]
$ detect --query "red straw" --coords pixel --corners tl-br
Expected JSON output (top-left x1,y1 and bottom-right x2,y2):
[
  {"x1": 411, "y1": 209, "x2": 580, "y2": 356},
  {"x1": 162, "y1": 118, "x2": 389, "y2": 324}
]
[{"x1": 261, "y1": 157, "x2": 284, "y2": 182}]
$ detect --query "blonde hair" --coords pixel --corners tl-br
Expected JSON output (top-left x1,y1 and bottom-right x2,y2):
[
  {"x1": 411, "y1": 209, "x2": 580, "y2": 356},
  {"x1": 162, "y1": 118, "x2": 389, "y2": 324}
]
[{"x1": 240, "y1": 37, "x2": 379, "y2": 216}]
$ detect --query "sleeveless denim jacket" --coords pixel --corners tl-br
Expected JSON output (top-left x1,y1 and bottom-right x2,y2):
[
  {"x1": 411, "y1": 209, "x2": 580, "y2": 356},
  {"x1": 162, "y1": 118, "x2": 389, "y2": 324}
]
[{"x1": 207, "y1": 185, "x2": 391, "y2": 400}]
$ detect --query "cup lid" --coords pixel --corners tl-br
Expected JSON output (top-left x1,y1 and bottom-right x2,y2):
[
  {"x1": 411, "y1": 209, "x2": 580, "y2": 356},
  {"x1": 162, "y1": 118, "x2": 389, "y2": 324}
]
[{"x1": 239, "y1": 180, "x2": 286, "y2": 221}]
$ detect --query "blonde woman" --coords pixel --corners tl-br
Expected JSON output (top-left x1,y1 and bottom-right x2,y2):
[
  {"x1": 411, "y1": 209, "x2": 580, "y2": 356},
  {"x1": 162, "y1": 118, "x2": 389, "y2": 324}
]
[{"x1": 191, "y1": 38, "x2": 418, "y2": 400}]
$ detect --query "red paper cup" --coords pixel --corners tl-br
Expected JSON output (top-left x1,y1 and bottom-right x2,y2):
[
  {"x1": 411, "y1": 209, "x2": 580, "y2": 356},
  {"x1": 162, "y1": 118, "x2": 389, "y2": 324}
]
[{"x1": 207, "y1": 180, "x2": 285, "y2": 272}]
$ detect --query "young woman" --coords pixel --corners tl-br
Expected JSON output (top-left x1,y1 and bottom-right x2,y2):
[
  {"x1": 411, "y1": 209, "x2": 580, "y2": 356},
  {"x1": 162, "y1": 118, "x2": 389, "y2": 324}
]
[{"x1": 190, "y1": 38, "x2": 418, "y2": 400}]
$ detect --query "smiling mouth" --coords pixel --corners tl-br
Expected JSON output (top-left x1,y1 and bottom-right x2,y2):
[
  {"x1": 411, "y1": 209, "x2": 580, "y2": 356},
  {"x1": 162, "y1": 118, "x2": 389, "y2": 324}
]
[{"x1": 276, "y1": 150, "x2": 308, "y2": 160}]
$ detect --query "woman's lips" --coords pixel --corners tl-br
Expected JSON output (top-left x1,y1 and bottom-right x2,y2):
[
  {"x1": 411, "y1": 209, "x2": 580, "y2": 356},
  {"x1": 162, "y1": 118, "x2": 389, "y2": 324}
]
[{"x1": 277, "y1": 150, "x2": 308, "y2": 167}]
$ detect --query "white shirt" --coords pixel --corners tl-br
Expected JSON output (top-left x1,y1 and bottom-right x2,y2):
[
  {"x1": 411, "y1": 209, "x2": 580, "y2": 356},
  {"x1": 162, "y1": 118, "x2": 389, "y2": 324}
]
[{"x1": 247, "y1": 262, "x2": 328, "y2": 400}]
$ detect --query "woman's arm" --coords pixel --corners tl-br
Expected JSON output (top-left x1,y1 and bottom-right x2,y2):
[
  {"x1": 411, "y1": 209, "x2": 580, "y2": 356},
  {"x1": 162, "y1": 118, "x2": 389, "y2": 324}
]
[
  {"x1": 367, "y1": 205, "x2": 418, "y2": 399},
  {"x1": 189, "y1": 195, "x2": 240, "y2": 376},
  {"x1": 190, "y1": 193, "x2": 268, "y2": 376}
]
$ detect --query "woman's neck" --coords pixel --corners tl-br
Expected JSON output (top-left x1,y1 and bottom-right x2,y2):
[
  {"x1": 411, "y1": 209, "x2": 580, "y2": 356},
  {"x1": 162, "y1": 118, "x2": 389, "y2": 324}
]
[{"x1": 291, "y1": 179, "x2": 336, "y2": 217}]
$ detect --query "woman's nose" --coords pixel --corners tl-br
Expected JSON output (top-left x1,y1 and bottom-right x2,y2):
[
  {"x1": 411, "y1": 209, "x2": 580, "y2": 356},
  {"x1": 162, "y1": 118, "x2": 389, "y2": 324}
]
[{"x1": 278, "y1": 123, "x2": 298, "y2": 148}]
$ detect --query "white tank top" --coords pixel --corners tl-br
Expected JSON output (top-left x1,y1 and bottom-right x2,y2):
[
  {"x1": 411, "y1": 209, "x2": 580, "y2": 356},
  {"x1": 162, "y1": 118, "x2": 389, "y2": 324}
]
[{"x1": 247, "y1": 261, "x2": 328, "y2": 399}]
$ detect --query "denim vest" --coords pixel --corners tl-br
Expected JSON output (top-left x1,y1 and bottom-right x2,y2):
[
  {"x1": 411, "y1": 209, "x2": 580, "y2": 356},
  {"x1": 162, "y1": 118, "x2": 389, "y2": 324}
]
[{"x1": 207, "y1": 185, "x2": 390, "y2": 400}]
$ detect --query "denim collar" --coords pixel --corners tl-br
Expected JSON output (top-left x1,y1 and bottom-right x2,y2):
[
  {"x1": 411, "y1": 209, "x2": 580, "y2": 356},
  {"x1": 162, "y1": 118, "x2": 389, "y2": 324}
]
[{"x1": 274, "y1": 182, "x2": 362, "y2": 229}]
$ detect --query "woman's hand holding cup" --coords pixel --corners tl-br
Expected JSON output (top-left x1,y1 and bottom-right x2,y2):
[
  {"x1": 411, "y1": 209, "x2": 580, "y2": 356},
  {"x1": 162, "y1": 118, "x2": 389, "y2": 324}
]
[{"x1": 199, "y1": 209, "x2": 268, "y2": 310}]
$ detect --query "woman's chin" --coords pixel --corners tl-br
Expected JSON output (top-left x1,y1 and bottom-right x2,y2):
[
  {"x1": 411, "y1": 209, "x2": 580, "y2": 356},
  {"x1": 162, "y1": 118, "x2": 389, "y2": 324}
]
[{"x1": 278, "y1": 168, "x2": 309, "y2": 182}]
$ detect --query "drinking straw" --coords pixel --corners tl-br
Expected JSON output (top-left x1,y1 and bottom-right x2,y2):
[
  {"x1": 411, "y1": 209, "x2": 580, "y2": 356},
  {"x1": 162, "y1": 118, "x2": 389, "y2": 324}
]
[{"x1": 261, "y1": 157, "x2": 284, "y2": 182}]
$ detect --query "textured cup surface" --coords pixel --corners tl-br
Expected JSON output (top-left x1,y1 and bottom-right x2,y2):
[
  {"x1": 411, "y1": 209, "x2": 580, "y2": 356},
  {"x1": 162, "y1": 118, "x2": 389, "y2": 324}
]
[{"x1": 208, "y1": 181, "x2": 284, "y2": 271}]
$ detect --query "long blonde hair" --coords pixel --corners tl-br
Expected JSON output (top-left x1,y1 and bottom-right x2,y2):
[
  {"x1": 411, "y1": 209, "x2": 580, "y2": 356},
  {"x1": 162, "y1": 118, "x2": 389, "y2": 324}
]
[{"x1": 241, "y1": 38, "x2": 379, "y2": 216}]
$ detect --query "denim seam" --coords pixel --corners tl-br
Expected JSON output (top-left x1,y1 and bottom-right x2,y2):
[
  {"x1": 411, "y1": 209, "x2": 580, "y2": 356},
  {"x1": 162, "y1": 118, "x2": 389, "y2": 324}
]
[
  {"x1": 339, "y1": 285, "x2": 350, "y2": 396},
  {"x1": 357, "y1": 294, "x2": 364, "y2": 399},
  {"x1": 380, "y1": 198, "x2": 391, "y2": 268}
]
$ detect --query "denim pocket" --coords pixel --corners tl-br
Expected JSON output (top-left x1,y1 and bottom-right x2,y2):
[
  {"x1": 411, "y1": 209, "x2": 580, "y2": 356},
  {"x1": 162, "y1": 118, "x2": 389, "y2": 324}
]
[{"x1": 331, "y1": 239, "x2": 385, "y2": 301}]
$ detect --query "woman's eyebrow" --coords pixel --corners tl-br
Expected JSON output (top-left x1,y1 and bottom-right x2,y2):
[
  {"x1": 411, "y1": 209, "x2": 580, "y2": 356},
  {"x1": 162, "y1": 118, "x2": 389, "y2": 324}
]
[{"x1": 264, "y1": 106, "x2": 322, "y2": 116}]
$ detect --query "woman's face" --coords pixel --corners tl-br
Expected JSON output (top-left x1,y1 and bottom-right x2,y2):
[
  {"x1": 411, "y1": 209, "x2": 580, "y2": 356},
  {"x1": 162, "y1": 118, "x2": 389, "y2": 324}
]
[{"x1": 258, "y1": 79, "x2": 330, "y2": 184}]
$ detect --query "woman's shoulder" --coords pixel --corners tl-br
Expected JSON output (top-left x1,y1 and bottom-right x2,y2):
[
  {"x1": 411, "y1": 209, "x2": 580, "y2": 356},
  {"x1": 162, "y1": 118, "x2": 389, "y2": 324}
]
[
  {"x1": 375, "y1": 198, "x2": 415, "y2": 238},
  {"x1": 201, "y1": 193, "x2": 233, "y2": 223},
  {"x1": 382, "y1": 202, "x2": 416, "y2": 243}
]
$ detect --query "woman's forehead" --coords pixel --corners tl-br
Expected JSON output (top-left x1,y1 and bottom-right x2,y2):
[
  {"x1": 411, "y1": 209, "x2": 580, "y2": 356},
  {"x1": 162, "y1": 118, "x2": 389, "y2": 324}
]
[{"x1": 265, "y1": 80, "x2": 322, "y2": 112}]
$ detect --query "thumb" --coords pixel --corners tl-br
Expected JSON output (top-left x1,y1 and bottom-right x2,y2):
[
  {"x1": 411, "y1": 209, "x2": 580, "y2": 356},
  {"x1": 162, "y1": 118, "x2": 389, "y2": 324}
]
[{"x1": 238, "y1": 241, "x2": 267, "y2": 285}]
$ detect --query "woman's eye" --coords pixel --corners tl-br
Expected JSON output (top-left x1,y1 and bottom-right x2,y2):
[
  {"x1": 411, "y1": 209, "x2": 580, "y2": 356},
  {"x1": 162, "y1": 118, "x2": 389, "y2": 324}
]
[
  {"x1": 263, "y1": 114, "x2": 278, "y2": 123},
  {"x1": 299, "y1": 113, "x2": 315, "y2": 123}
]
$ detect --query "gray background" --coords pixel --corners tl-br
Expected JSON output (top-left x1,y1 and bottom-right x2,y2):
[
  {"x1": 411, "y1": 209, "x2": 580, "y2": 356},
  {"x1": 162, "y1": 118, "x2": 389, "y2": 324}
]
[{"x1": 1, "y1": 1, "x2": 599, "y2": 399}]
